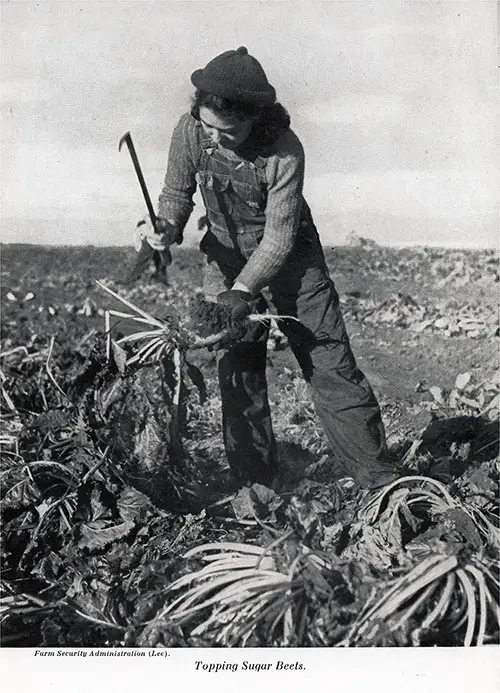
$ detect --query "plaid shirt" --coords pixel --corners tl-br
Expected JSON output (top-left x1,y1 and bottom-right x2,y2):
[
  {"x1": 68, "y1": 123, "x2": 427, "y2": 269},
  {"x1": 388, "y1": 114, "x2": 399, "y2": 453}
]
[{"x1": 158, "y1": 113, "x2": 306, "y2": 296}]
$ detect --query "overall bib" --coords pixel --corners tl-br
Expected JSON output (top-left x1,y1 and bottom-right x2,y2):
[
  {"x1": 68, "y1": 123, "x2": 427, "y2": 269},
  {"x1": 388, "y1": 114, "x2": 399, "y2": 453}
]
[{"x1": 196, "y1": 136, "x2": 397, "y2": 488}]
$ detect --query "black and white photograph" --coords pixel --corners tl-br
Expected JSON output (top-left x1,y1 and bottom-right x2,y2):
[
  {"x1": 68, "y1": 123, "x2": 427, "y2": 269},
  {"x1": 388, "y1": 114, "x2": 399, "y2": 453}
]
[{"x1": 1, "y1": 0, "x2": 498, "y2": 689}]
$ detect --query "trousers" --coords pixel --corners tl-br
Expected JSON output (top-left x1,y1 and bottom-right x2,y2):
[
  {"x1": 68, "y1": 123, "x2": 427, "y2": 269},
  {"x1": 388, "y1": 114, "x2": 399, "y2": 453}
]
[{"x1": 211, "y1": 237, "x2": 398, "y2": 489}]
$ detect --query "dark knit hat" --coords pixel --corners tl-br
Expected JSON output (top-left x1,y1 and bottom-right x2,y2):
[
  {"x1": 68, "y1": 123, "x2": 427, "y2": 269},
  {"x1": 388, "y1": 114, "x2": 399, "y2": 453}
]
[{"x1": 191, "y1": 46, "x2": 276, "y2": 105}]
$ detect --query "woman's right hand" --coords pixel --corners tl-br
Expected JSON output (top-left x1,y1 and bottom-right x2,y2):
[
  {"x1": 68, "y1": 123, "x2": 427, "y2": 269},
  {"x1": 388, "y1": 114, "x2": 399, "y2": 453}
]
[{"x1": 135, "y1": 217, "x2": 178, "y2": 252}]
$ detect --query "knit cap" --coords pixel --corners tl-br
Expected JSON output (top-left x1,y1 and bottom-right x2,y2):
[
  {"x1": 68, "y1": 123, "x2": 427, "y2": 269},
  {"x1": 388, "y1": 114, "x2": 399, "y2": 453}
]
[{"x1": 191, "y1": 46, "x2": 276, "y2": 105}]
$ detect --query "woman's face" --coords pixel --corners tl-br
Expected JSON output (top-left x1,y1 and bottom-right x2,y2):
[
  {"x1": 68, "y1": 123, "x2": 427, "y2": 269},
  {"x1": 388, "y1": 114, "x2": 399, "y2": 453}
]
[{"x1": 199, "y1": 106, "x2": 254, "y2": 149}]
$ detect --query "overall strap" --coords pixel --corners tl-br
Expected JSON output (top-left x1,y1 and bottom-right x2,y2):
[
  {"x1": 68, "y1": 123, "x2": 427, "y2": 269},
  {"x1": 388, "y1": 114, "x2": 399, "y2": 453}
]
[
  {"x1": 251, "y1": 156, "x2": 268, "y2": 188},
  {"x1": 198, "y1": 137, "x2": 217, "y2": 169},
  {"x1": 253, "y1": 155, "x2": 267, "y2": 169}
]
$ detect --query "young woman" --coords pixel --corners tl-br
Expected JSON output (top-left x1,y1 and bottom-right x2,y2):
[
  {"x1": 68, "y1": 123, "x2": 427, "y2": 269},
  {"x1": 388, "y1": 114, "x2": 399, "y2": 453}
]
[{"x1": 143, "y1": 46, "x2": 398, "y2": 489}]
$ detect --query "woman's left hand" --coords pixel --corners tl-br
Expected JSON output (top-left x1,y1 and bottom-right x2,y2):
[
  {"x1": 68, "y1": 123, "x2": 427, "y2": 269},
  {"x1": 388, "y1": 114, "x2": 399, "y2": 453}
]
[{"x1": 217, "y1": 289, "x2": 253, "y2": 323}]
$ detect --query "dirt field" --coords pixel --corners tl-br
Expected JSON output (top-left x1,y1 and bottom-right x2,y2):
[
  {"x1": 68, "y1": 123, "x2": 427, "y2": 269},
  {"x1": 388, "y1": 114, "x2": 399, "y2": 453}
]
[
  {"x1": 1, "y1": 242, "x2": 498, "y2": 647},
  {"x1": 2, "y1": 242, "x2": 497, "y2": 430}
]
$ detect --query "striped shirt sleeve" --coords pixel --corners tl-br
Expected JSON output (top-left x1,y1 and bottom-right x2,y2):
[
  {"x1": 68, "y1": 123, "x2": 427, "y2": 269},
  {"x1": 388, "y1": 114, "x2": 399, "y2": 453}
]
[
  {"x1": 158, "y1": 113, "x2": 198, "y2": 234},
  {"x1": 236, "y1": 129, "x2": 305, "y2": 295}
]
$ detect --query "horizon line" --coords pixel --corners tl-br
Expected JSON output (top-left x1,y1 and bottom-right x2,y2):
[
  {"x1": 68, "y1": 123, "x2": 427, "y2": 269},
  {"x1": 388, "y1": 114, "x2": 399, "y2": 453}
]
[{"x1": 1, "y1": 241, "x2": 497, "y2": 252}]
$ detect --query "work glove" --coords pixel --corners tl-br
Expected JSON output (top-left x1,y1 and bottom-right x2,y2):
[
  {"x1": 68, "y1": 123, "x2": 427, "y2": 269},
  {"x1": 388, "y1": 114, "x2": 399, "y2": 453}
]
[
  {"x1": 126, "y1": 217, "x2": 177, "y2": 286},
  {"x1": 217, "y1": 289, "x2": 253, "y2": 324},
  {"x1": 135, "y1": 217, "x2": 178, "y2": 252}
]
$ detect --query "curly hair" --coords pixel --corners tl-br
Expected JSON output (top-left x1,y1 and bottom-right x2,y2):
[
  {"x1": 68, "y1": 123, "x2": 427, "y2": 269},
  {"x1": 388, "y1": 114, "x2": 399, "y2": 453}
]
[{"x1": 191, "y1": 90, "x2": 290, "y2": 150}]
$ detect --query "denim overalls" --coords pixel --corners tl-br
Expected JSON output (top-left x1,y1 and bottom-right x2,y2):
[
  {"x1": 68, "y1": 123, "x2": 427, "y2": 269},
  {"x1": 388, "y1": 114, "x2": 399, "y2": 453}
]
[{"x1": 195, "y1": 136, "x2": 397, "y2": 488}]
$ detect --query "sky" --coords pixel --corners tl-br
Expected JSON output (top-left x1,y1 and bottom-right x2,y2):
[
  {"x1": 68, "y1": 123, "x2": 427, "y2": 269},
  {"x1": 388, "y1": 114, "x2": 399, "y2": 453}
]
[{"x1": 1, "y1": 0, "x2": 498, "y2": 248}]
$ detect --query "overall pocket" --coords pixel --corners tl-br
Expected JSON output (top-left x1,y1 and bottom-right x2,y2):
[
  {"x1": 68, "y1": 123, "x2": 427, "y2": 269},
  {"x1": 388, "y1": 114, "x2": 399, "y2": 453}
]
[
  {"x1": 230, "y1": 179, "x2": 267, "y2": 216},
  {"x1": 237, "y1": 228, "x2": 265, "y2": 259},
  {"x1": 196, "y1": 171, "x2": 230, "y2": 215}
]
